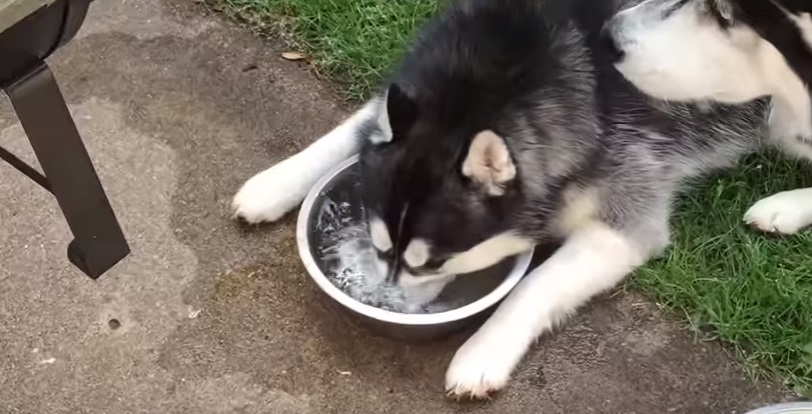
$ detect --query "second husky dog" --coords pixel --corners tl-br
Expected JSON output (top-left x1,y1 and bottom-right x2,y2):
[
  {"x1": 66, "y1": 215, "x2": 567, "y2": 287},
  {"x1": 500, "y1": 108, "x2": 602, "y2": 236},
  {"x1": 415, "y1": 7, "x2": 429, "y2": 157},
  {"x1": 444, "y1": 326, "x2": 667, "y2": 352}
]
[{"x1": 605, "y1": 0, "x2": 812, "y2": 234}]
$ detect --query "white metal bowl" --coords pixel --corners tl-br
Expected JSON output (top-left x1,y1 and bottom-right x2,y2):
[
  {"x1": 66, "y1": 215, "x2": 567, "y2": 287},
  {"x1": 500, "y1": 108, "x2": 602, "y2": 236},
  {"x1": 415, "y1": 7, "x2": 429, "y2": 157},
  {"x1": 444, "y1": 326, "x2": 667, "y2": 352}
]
[
  {"x1": 296, "y1": 155, "x2": 533, "y2": 340},
  {"x1": 745, "y1": 402, "x2": 812, "y2": 414}
]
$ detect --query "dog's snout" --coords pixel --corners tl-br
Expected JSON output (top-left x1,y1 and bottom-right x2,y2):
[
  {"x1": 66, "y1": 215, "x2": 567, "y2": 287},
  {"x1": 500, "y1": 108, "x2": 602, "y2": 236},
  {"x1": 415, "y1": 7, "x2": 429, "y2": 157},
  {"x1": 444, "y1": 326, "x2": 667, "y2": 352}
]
[{"x1": 599, "y1": 23, "x2": 625, "y2": 63}]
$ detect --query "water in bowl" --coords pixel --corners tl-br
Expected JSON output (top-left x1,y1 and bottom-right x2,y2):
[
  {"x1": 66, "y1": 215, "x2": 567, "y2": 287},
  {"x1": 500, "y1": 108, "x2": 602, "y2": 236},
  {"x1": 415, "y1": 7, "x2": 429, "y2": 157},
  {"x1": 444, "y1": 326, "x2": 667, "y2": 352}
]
[{"x1": 309, "y1": 162, "x2": 515, "y2": 314}]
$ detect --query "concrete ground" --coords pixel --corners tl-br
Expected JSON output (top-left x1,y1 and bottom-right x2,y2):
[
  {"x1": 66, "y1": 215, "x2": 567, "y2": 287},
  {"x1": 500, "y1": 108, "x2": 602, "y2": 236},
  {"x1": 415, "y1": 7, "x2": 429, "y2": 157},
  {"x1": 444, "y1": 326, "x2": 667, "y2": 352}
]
[{"x1": 0, "y1": 1, "x2": 797, "y2": 413}]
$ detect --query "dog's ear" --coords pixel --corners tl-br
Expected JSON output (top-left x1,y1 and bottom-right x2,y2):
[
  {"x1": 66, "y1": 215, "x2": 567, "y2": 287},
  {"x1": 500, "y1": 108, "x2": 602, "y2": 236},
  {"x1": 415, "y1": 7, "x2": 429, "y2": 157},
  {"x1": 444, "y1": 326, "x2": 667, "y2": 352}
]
[
  {"x1": 462, "y1": 130, "x2": 516, "y2": 196},
  {"x1": 384, "y1": 83, "x2": 418, "y2": 141}
]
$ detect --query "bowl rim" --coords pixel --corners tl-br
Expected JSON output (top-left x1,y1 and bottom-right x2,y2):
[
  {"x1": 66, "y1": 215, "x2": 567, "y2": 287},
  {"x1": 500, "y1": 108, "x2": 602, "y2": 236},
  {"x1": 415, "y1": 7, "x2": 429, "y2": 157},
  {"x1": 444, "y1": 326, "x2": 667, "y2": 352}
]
[
  {"x1": 743, "y1": 402, "x2": 812, "y2": 414},
  {"x1": 296, "y1": 155, "x2": 533, "y2": 326}
]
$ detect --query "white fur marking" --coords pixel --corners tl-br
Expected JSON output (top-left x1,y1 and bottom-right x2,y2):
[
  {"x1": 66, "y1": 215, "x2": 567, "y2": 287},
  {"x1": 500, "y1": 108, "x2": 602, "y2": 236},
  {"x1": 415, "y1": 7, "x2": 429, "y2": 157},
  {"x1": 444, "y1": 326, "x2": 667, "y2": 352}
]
[
  {"x1": 232, "y1": 99, "x2": 380, "y2": 223},
  {"x1": 612, "y1": 3, "x2": 771, "y2": 104},
  {"x1": 445, "y1": 224, "x2": 647, "y2": 398},
  {"x1": 557, "y1": 186, "x2": 599, "y2": 235},
  {"x1": 370, "y1": 217, "x2": 393, "y2": 252},
  {"x1": 398, "y1": 271, "x2": 455, "y2": 289},
  {"x1": 403, "y1": 239, "x2": 430, "y2": 268},
  {"x1": 744, "y1": 187, "x2": 812, "y2": 234},
  {"x1": 369, "y1": 95, "x2": 394, "y2": 144},
  {"x1": 610, "y1": 0, "x2": 812, "y2": 140},
  {"x1": 441, "y1": 232, "x2": 534, "y2": 276},
  {"x1": 760, "y1": 40, "x2": 812, "y2": 141}
]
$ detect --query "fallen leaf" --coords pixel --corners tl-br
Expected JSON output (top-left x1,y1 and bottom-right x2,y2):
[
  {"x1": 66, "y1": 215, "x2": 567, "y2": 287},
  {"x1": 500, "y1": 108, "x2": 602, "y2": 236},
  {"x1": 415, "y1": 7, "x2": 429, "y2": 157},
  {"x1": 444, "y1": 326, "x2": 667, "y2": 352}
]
[{"x1": 281, "y1": 52, "x2": 307, "y2": 61}]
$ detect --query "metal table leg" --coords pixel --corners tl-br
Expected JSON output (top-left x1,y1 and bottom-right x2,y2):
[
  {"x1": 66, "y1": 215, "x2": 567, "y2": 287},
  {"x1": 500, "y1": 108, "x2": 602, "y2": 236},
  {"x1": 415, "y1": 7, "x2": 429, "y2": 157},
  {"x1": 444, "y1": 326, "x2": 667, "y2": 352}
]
[{"x1": 1, "y1": 62, "x2": 130, "y2": 278}]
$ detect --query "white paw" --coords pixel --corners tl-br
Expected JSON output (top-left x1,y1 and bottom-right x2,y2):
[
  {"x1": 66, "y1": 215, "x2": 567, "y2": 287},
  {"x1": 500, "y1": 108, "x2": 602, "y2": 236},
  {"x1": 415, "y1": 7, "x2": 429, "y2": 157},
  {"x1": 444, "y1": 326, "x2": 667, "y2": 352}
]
[
  {"x1": 744, "y1": 190, "x2": 812, "y2": 234},
  {"x1": 444, "y1": 333, "x2": 518, "y2": 399},
  {"x1": 232, "y1": 158, "x2": 315, "y2": 223}
]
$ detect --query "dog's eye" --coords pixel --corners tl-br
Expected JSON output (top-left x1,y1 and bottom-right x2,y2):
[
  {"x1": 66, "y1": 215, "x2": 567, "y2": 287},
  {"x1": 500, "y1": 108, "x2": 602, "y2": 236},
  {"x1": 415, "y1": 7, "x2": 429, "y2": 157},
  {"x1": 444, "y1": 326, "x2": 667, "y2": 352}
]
[
  {"x1": 405, "y1": 258, "x2": 446, "y2": 276},
  {"x1": 424, "y1": 258, "x2": 445, "y2": 270},
  {"x1": 375, "y1": 248, "x2": 393, "y2": 261},
  {"x1": 413, "y1": 258, "x2": 445, "y2": 274}
]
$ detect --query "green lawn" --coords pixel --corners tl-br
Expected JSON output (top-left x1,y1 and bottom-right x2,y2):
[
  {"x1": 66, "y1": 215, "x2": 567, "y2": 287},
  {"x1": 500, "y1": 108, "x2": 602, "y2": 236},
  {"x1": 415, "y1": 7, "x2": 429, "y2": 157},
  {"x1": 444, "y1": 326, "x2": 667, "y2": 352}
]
[{"x1": 211, "y1": 0, "x2": 812, "y2": 395}]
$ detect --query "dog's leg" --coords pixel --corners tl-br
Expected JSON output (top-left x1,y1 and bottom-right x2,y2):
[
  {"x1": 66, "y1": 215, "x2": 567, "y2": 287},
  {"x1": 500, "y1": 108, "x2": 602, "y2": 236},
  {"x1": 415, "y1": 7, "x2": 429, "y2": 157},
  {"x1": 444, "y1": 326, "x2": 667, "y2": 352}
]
[
  {"x1": 746, "y1": 136, "x2": 812, "y2": 235},
  {"x1": 444, "y1": 224, "x2": 649, "y2": 399},
  {"x1": 745, "y1": 188, "x2": 812, "y2": 234},
  {"x1": 232, "y1": 99, "x2": 381, "y2": 223}
]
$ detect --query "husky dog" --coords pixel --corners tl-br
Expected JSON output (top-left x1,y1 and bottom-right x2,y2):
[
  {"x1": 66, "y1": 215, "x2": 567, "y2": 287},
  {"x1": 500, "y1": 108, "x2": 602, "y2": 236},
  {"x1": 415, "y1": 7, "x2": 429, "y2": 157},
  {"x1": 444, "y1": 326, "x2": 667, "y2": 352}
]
[
  {"x1": 233, "y1": 0, "x2": 773, "y2": 398},
  {"x1": 604, "y1": 0, "x2": 812, "y2": 234}
]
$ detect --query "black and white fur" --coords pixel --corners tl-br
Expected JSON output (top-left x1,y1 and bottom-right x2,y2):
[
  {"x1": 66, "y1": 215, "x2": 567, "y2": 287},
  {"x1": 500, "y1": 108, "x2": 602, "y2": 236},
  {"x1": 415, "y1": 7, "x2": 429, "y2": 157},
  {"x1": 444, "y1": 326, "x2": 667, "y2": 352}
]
[
  {"x1": 605, "y1": 0, "x2": 812, "y2": 234},
  {"x1": 233, "y1": 0, "x2": 777, "y2": 398}
]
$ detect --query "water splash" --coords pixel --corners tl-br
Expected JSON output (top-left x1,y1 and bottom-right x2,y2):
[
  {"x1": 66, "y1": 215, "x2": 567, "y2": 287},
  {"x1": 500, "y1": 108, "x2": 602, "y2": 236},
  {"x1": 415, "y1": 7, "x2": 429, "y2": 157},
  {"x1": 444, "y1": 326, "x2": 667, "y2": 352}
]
[{"x1": 316, "y1": 196, "x2": 456, "y2": 314}]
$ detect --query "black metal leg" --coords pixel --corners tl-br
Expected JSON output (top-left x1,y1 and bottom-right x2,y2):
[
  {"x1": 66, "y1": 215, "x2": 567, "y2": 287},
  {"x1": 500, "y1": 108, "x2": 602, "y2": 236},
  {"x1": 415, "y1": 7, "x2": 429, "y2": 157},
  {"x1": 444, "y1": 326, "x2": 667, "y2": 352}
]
[{"x1": 2, "y1": 62, "x2": 130, "y2": 279}]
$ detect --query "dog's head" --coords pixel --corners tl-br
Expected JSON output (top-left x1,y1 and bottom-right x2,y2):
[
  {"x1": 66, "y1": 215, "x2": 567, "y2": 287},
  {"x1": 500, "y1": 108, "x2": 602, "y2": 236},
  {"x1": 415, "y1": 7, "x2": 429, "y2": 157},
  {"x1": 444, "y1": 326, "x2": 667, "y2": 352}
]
[
  {"x1": 357, "y1": 84, "x2": 534, "y2": 290},
  {"x1": 603, "y1": 0, "x2": 812, "y2": 138}
]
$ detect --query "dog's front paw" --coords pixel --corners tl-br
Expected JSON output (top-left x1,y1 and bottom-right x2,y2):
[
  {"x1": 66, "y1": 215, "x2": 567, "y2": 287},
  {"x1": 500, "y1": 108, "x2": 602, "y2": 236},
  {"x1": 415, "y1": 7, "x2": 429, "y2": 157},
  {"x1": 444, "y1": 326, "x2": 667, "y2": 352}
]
[
  {"x1": 444, "y1": 334, "x2": 516, "y2": 399},
  {"x1": 744, "y1": 189, "x2": 812, "y2": 234},
  {"x1": 232, "y1": 158, "x2": 315, "y2": 224}
]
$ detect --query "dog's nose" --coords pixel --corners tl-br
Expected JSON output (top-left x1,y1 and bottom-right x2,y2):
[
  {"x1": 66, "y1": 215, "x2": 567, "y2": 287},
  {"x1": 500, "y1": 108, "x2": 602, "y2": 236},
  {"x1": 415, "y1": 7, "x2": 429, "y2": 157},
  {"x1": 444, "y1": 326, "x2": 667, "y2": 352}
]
[{"x1": 599, "y1": 24, "x2": 625, "y2": 63}]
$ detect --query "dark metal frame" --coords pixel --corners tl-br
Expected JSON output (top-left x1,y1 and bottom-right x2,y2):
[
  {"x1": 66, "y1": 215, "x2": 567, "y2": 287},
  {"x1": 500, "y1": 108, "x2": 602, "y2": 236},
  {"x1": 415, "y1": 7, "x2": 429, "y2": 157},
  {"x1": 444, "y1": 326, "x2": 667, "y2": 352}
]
[{"x1": 0, "y1": 0, "x2": 129, "y2": 278}]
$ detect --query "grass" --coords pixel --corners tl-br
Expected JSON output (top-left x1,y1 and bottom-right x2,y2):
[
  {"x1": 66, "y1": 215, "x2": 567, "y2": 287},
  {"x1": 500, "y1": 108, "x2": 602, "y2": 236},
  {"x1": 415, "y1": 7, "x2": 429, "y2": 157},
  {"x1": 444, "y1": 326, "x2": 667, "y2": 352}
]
[
  {"x1": 635, "y1": 153, "x2": 812, "y2": 395},
  {"x1": 213, "y1": 0, "x2": 440, "y2": 100},
  {"x1": 211, "y1": 0, "x2": 812, "y2": 396}
]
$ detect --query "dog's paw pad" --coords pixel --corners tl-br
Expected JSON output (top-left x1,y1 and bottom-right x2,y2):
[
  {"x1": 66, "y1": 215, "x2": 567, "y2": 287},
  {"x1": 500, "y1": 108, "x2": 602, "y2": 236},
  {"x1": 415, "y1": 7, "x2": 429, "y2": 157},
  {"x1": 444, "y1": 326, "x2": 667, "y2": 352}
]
[
  {"x1": 744, "y1": 191, "x2": 812, "y2": 235},
  {"x1": 232, "y1": 160, "x2": 312, "y2": 224},
  {"x1": 444, "y1": 341, "x2": 513, "y2": 399}
]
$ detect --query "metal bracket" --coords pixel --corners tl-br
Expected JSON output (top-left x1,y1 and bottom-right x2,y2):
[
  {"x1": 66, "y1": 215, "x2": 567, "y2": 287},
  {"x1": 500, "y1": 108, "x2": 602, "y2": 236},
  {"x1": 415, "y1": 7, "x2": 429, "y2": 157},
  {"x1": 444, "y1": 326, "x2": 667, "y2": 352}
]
[{"x1": 1, "y1": 62, "x2": 130, "y2": 278}]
